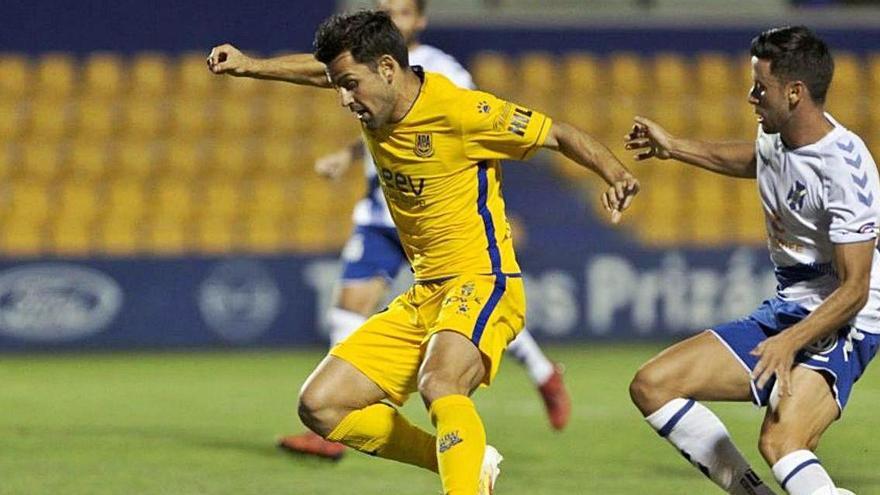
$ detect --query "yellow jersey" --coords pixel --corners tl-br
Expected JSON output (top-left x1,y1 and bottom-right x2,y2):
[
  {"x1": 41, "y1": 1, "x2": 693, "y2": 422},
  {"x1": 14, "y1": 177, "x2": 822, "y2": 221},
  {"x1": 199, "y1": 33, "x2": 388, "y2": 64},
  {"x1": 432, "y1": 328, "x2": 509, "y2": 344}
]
[{"x1": 362, "y1": 69, "x2": 552, "y2": 281}]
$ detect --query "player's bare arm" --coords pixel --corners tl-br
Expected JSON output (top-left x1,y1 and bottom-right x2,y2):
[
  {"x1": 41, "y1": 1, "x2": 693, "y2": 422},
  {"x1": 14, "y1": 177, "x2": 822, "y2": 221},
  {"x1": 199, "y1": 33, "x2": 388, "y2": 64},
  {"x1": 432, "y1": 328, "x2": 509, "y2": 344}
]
[
  {"x1": 207, "y1": 44, "x2": 331, "y2": 88},
  {"x1": 625, "y1": 115, "x2": 757, "y2": 178},
  {"x1": 542, "y1": 121, "x2": 639, "y2": 224},
  {"x1": 751, "y1": 239, "x2": 875, "y2": 396}
]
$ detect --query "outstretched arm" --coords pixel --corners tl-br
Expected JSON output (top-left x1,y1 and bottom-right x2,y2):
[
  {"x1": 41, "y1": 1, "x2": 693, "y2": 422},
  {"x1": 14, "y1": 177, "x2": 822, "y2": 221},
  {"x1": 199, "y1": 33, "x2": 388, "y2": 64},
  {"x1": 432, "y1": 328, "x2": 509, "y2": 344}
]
[
  {"x1": 207, "y1": 44, "x2": 331, "y2": 88},
  {"x1": 625, "y1": 116, "x2": 757, "y2": 178},
  {"x1": 542, "y1": 121, "x2": 640, "y2": 224}
]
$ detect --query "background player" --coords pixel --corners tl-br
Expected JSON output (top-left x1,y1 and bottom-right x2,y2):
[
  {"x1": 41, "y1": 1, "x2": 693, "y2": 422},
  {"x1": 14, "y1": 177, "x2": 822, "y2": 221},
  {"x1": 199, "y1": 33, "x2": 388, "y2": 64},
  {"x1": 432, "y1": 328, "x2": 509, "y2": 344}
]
[
  {"x1": 210, "y1": 9, "x2": 638, "y2": 495},
  {"x1": 212, "y1": 0, "x2": 571, "y2": 462},
  {"x1": 625, "y1": 26, "x2": 875, "y2": 495}
]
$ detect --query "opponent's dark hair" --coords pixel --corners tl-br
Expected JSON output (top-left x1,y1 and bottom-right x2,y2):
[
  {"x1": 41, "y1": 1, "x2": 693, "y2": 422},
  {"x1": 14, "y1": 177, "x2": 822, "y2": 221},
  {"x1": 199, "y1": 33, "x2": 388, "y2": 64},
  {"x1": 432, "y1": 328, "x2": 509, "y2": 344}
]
[
  {"x1": 750, "y1": 26, "x2": 834, "y2": 104},
  {"x1": 314, "y1": 10, "x2": 409, "y2": 69}
]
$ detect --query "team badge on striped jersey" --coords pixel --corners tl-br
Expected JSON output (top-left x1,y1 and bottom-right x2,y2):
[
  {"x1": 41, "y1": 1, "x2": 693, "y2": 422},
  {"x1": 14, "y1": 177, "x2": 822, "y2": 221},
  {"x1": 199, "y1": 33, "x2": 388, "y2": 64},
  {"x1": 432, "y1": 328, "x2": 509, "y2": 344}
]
[{"x1": 414, "y1": 133, "x2": 434, "y2": 158}]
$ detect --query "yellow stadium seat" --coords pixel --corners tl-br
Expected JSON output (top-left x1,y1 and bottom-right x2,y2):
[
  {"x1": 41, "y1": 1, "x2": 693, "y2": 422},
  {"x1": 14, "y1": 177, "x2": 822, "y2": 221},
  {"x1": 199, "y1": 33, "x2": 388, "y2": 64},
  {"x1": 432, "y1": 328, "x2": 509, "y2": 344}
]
[
  {"x1": 259, "y1": 139, "x2": 299, "y2": 178},
  {"x1": 19, "y1": 140, "x2": 61, "y2": 181},
  {"x1": 826, "y1": 96, "x2": 865, "y2": 134},
  {"x1": 152, "y1": 177, "x2": 194, "y2": 221},
  {"x1": 57, "y1": 180, "x2": 100, "y2": 222},
  {"x1": 226, "y1": 75, "x2": 261, "y2": 97},
  {"x1": 169, "y1": 97, "x2": 211, "y2": 136},
  {"x1": 163, "y1": 139, "x2": 204, "y2": 179},
  {"x1": 10, "y1": 181, "x2": 52, "y2": 223},
  {"x1": 199, "y1": 179, "x2": 240, "y2": 220},
  {"x1": 194, "y1": 216, "x2": 237, "y2": 254},
  {"x1": 470, "y1": 51, "x2": 515, "y2": 98},
  {"x1": 105, "y1": 178, "x2": 146, "y2": 221},
  {"x1": 653, "y1": 52, "x2": 690, "y2": 97},
  {"x1": 693, "y1": 97, "x2": 734, "y2": 139},
  {"x1": 868, "y1": 53, "x2": 880, "y2": 96},
  {"x1": 0, "y1": 100, "x2": 24, "y2": 140},
  {"x1": 115, "y1": 139, "x2": 156, "y2": 180},
  {"x1": 26, "y1": 97, "x2": 71, "y2": 139},
  {"x1": 177, "y1": 52, "x2": 216, "y2": 96},
  {"x1": 34, "y1": 53, "x2": 77, "y2": 99},
  {"x1": 72, "y1": 98, "x2": 118, "y2": 140},
  {"x1": 49, "y1": 214, "x2": 94, "y2": 256},
  {"x1": 0, "y1": 54, "x2": 31, "y2": 101},
  {"x1": 518, "y1": 52, "x2": 557, "y2": 110},
  {"x1": 82, "y1": 52, "x2": 124, "y2": 98},
  {"x1": 96, "y1": 215, "x2": 142, "y2": 256},
  {"x1": 143, "y1": 217, "x2": 189, "y2": 255},
  {"x1": 242, "y1": 216, "x2": 285, "y2": 253},
  {"x1": 0, "y1": 217, "x2": 45, "y2": 256},
  {"x1": 66, "y1": 141, "x2": 108, "y2": 181},
  {"x1": 560, "y1": 98, "x2": 604, "y2": 136},
  {"x1": 264, "y1": 96, "x2": 313, "y2": 139},
  {"x1": 689, "y1": 172, "x2": 730, "y2": 246},
  {"x1": 695, "y1": 52, "x2": 733, "y2": 96},
  {"x1": 830, "y1": 52, "x2": 862, "y2": 101},
  {"x1": 208, "y1": 140, "x2": 253, "y2": 178},
  {"x1": 650, "y1": 97, "x2": 690, "y2": 136},
  {"x1": 216, "y1": 99, "x2": 260, "y2": 137},
  {"x1": 637, "y1": 166, "x2": 687, "y2": 246},
  {"x1": 130, "y1": 53, "x2": 170, "y2": 97},
  {"x1": 607, "y1": 52, "x2": 645, "y2": 97},
  {"x1": 561, "y1": 52, "x2": 602, "y2": 97},
  {"x1": 732, "y1": 179, "x2": 765, "y2": 245},
  {"x1": 248, "y1": 177, "x2": 290, "y2": 217},
  {"x1": 120, "y1": 99, "x2": 167, "y2": 139},
  {"x1": 730, "y1": 53, "x2": 754, "y2": 97},
  {"x1": 0, "y1": 143, "x2": 13, "y2": 179}
]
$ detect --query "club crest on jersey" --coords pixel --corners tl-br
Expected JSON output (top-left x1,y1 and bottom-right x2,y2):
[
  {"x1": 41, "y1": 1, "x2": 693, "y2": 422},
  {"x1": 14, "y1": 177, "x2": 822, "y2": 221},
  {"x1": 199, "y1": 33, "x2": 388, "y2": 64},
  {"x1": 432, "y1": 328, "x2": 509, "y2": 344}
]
[
  {"x1": 786, "y1": 180, "x2": 807, "y2": 211},
  {"x1": 414, "y1": 133, "x2": 434, "y2": 158}
]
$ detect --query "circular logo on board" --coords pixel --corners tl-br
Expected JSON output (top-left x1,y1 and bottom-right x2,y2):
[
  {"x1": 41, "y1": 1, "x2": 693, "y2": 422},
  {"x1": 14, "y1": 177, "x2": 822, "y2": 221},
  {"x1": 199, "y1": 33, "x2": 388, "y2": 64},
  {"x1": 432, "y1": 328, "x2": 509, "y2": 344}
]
[
  {"x1": 198, "y1": 260, "x2": 281, "y2": 343},
  {"x1": 0, "y1": 264, "x2": 123, "y2": 342}
]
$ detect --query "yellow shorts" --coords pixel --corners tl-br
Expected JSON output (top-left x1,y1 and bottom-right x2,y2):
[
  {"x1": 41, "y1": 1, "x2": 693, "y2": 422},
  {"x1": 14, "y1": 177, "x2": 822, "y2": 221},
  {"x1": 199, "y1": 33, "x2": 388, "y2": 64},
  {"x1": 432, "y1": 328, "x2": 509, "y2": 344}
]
[{"x1": 330, "y1": 273, "x2": 525, "y2": 405}]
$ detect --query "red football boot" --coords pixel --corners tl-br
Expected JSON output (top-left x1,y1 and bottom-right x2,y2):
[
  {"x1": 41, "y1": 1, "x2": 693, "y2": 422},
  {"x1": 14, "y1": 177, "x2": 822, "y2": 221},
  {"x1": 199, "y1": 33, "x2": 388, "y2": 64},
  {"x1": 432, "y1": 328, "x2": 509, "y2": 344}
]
[
  {"x1": 277, "y1": 431, "x2": 346, "y2": 461},
  {"x1": 538, "y1": 364, "x2": 571, "y2": 431}
]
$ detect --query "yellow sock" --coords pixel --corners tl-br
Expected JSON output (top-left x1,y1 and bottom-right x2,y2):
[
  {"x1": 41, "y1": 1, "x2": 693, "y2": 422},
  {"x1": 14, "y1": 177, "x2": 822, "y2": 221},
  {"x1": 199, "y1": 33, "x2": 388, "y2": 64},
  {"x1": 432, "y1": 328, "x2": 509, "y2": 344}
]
[
  {"x1": 326, "y1": 403, "x2": 437, "y2": 472},
  {"x1": 429, "y1": 395, "x2": 486, "y2": 495}
]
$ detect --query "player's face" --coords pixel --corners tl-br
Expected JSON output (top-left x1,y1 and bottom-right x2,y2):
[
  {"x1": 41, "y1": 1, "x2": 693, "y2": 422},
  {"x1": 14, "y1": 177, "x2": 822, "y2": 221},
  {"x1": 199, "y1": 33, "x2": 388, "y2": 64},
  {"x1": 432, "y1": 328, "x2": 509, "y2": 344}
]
[
  {"x1": 327, "y1": 51, "x2": 397, "y2": 130},
  {"x1": 748, "y1": 56, "x2": 791, "y2": 134},
  {"x1": 377, "y1": 0, "x2": 426, "y2": 46}
]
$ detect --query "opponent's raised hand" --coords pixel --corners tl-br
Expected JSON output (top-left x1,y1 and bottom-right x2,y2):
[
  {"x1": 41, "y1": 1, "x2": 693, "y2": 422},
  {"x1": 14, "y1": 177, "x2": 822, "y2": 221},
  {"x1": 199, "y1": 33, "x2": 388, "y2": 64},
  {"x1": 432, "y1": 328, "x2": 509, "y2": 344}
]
[
  {"x1": 314, "y1": 147, "x2": 355, "y2": 181},
  {"x1": 207, "y1": 44, "x2": 252, "y2": 76},
  {"x1": 624, "y1": 116, "x2": 674, "y2": 161}
]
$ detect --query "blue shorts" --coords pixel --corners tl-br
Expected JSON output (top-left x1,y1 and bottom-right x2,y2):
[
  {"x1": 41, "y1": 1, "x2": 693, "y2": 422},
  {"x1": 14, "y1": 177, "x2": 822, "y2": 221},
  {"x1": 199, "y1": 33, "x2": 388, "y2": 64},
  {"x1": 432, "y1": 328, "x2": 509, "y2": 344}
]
[
  {"x1": 339, "y1": 225, "x2": 408, "y2": 283},
  {"x1": 711, "y1": 297, "x2": 879, "y2": 412}
]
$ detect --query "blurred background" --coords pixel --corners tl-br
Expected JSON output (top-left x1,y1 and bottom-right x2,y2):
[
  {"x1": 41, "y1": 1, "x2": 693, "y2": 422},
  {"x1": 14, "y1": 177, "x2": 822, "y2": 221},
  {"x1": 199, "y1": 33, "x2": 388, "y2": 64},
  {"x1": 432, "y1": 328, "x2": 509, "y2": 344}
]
[
  {"x1": 2, "y1": 0, "x2": 880, "y2": 351},
  {"x1": 4, "y1": 2, "x2": 880, "y2": 495}
]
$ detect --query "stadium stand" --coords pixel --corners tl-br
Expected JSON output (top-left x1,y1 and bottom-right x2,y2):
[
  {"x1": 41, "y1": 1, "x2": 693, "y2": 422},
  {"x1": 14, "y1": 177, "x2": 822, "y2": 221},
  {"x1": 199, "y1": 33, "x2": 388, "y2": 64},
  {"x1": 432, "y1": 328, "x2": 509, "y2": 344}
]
[{"x1": 1, "y1": 50, "x2": 878, "y2": 255}]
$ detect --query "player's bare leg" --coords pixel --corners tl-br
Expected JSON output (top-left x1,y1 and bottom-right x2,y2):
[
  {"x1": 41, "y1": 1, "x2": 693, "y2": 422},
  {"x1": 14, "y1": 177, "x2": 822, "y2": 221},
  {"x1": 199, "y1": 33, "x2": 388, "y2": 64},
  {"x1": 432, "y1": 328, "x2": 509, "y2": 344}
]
[
  {"x1": 630, "y1": 331, "x2": 778, "y2": 495},
  {"x1": 295, "y1": 355, "x2": 438, "y2": 471},
  {"x1": 506, "y1": 330, "x2": 571, "y2": 430},
  {"x1": 760, "y1": 367, "x2": 841, "y2": 495},
  {"x1": 419, "y1": 330, "x2": 496, "y2": 495},
  {"x1": 278, "y1": 277, "x2": 389, "y2": 459}
]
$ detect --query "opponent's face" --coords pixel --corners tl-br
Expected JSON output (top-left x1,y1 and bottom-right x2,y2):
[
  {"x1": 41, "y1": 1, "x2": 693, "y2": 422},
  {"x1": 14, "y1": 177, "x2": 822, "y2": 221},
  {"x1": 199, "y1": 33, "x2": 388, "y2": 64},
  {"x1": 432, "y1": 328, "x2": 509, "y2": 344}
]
[
  {"x1": 749, "y1": 56, "x2": 793, "y2": 134},
  {"x1": 327, "y1": 51, "x2": 398, "y2": 130},
  {"x1": 377, "y1": 0, "x2": 426, "y2": 46}
]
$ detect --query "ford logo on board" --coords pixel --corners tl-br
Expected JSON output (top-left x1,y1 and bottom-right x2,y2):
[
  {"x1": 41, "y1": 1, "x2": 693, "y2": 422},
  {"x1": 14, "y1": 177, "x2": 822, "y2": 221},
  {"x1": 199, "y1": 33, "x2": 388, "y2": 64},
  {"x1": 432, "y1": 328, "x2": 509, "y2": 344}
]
[{"x1": 0, "y1": 264, "x2": 123, "y2": 342}]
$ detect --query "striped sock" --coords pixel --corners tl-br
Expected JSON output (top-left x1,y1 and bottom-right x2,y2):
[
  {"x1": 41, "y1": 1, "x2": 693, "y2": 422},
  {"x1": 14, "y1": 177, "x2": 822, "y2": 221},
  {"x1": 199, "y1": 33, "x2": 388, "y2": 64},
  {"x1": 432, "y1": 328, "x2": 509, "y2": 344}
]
[
  {"x1": 771, "y1": 450, "x2": 835, "y2": 495},
  {"x1": 647, "y1": 398, "x2": 776, "y2": 494}
]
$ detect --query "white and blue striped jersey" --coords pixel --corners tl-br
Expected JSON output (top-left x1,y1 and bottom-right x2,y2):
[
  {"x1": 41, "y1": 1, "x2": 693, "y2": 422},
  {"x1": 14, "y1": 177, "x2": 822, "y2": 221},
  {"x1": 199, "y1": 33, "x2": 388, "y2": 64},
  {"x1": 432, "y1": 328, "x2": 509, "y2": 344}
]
[
  {"x1": 352, "y1": 44, "x2": 476, "y2": 228},
  {"x1": 756, "y1": 114, "x2": 880, "y2": 334}
]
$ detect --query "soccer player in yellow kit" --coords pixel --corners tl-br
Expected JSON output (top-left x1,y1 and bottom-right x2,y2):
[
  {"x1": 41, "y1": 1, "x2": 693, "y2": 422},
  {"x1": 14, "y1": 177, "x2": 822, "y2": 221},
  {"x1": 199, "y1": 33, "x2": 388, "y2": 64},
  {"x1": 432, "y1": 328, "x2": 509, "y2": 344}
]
[{"x1": 208, "y1": 10, "x2": 638, "y2": 495}]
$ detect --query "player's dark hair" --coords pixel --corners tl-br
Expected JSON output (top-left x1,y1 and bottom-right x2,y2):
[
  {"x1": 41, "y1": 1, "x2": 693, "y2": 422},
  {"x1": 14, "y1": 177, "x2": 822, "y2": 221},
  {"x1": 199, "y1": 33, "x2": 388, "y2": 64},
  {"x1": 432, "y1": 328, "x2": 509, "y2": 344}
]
[
  {"x1": 314, "y1": 10, "x2": 409, "y2": 70},
  {"x1": 750, "y1": 25, "x2": 834, "y2": 104}
]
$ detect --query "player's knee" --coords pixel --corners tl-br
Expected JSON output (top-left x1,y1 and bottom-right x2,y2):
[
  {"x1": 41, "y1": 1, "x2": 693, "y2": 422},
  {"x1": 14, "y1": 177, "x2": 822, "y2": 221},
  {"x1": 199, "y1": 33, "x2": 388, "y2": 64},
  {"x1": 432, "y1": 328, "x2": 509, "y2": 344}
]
[
  {"x1": 629, "y1": 363, "x2": 671, "y2": 414},
  {"x1": 297, "y1": 382, "x2": 341, "y2": 435}
]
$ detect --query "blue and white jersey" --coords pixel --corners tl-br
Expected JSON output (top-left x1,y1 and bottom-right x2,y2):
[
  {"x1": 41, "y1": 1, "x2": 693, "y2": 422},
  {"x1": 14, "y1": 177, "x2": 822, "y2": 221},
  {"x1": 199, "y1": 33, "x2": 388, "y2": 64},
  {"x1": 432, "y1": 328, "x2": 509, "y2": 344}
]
[
  {"x1": 353, "y1": 44, "x2": 475, "y2": 228},
  {"x1": 756, "y1": 114, "x2": 880, "y2": 334}
]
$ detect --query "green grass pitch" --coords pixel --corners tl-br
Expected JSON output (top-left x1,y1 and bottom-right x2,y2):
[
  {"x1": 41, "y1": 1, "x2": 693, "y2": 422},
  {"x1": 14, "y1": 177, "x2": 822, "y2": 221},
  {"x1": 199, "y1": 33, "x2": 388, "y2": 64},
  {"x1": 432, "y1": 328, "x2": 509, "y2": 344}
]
[{"x1": 2, "y1": 344, "x2": 879, "y2": 494}]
